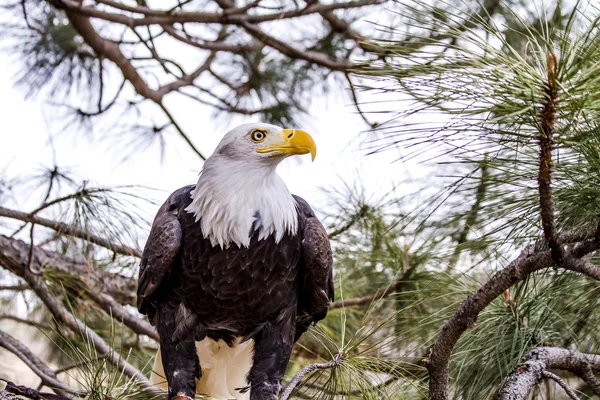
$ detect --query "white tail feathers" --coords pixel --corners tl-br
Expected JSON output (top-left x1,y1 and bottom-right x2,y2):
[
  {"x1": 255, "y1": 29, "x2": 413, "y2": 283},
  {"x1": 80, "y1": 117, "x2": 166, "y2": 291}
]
[{"x1": 151, "y1": 337, "x2": 254, "y2": 400}]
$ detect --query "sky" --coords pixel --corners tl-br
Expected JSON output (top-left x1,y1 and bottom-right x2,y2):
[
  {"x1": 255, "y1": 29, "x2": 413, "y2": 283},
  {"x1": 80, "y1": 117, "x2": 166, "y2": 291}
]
[{"x1": 0, "y1": 55, "x2": 425, "y2": 222}]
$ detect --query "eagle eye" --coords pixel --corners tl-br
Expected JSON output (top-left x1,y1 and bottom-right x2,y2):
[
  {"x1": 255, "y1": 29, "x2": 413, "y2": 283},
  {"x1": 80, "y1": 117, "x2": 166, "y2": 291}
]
[{"x1": 250, "y1": 129, "x2": 267, "y2": 142}]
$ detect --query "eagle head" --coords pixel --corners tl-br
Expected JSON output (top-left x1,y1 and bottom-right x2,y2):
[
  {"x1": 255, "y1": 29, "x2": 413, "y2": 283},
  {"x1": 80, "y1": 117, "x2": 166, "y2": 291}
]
[
  {"x1": 186, "y1": 123, "x2": 317, "y2": 248},
  {"x1": 212, "y1": 123, "x2": 316, "y2": 163}
]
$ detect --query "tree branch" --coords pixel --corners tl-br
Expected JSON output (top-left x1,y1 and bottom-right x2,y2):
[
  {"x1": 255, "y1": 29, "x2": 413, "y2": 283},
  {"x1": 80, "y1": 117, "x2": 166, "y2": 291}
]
[
  {"x1": 0, "y1": 235, "x2": 158, "y2": 363},
  {"x1": 0, "y1": 329, "x2": 84, "y2": 397},
  {"x1": 65, "y1": 10, "x2": 162, "y2": 103},
  {"x1": 0, "y1": 314, "x2": 52, "y2": 331},
  {"x1": 0, "y1": 234, "x2": 137, "y2": 305},
  {"x1": 53, "y1": 0, "x2": 383, "y2": 27},
  {"x1": 427, "y1": 239, "x2": 600, "y2": 400},
  {"x1": 538, "y1": 51, "x2": 562, "y2": 265},
  {"x1": 0, "y1": 206, "x2": 142, "y2": 258},
  {"x1": 17, "y1": 269, "x2": 156, "y2": 392},
  {"x1": 239, "y1": 21, "x2": 351, "y2": 71},
  {"x1": 280, "y1": 353, "x2": 345, "y2": 400},
  {"x1": 156, "y1": 52, "x2": 216, "y2": 99},
  {"x1": 496, "y1": 347, "x2": 600, "y2": 399},
  {"x1": 83, "y1": 282, "x2": 158, "y2": 340}
]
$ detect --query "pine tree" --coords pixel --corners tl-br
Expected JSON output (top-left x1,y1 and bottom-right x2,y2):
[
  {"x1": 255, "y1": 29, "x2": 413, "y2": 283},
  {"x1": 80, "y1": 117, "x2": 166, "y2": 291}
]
[{"x1": 2, "y1": 1, "x2": 600, "y2": 400}]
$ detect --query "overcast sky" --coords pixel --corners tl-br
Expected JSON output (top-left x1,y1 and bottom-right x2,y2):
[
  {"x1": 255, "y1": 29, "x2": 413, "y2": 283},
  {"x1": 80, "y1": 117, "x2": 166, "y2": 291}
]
[{"x1": 0, "y1": 55, "x2": 426, "y2": 218}]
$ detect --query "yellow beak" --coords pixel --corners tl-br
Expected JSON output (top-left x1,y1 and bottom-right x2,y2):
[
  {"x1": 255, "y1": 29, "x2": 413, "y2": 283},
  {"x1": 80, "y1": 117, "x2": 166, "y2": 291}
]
[{"x1": 257, "y1": 129, "x2": 317, "y2": 161}]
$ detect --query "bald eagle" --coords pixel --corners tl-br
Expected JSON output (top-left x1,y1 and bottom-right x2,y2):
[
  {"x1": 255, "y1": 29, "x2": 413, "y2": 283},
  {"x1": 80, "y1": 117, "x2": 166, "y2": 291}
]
[{"x1": 137, "y1": 124, "x2": 334, "y2": 400}]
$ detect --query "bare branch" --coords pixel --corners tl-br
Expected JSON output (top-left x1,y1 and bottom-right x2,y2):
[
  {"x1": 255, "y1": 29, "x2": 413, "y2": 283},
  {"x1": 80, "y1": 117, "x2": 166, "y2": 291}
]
[
  {"x1": 0, "y1": 206, "x2": 142, "y2": 258},
  {"x1": 0, "y1": 314, "x2": 52, "y2": 331},
  {"x1": 0, "y1": 329, "x2": 85, "y2": 397},
  {"x1": 0, "y1": 234, "x2": 137, "y2": 305},
  {"x1": 496, "y1": 347, "x2": 600, "y2": 400},
  {"x1": 162, "y1": 24, "x2": 261, "y2": 53},
  {"x1": 541, "y1": 371, "x2": 580, "y2": 400},
  {"x1": 280, "y1": 353, "x2": 345, "y2": 400},
  {"x1": 52, "y1": 0, "x2": 383, "y2": 27},
  {"x1": 239, "y1": 21, "x2": 351, "y2": 71}
]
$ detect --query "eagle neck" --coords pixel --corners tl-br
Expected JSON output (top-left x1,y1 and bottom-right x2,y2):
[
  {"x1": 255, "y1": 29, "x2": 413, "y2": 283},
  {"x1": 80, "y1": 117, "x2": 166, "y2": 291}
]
[{"x1": 185, "y1": 156, "x2": 298, "y2": 249}]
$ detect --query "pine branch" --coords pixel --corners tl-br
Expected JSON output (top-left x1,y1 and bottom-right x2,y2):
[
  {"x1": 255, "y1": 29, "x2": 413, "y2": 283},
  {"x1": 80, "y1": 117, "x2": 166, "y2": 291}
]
[
  {"x1": 18, "y1": 269, "x2": 157, "y2": 393},
  {"x1": 279, "y1": 352, "x2": 345, "y2": 400},
  {"x1": 0, "y1": 206, "x2": 142, "y2": 258},
  {"x1": 0, "y1": 234, "x2": 137, "y2": 306},
  {"x1": 538, "y1": 51, "x2": 563, "y2": 266},
  {"x1": 0, "y1": 235, "x2": 160, "y2": 383},
  {"x1": 0, "y1": 236, "x2": 158, "y2": 342},
  {"x1": 427, "y1": 236, "x2": 600, "y2": 400},
  {"x1": 495, "y1": 347, "x2": 600, "y2": 399},
  {"x1": 0, "y1": 329, "x2": 84, "y2": 397}
]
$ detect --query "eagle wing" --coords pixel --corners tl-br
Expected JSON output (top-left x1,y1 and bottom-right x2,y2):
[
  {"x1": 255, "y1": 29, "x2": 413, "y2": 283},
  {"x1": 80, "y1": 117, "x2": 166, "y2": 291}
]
[
  {"x1": 137, "y1": 188, "x2": 188, "y2": 320},
  {"x1": 294, "y1": 196, "x2": 334, "y2": 341}
]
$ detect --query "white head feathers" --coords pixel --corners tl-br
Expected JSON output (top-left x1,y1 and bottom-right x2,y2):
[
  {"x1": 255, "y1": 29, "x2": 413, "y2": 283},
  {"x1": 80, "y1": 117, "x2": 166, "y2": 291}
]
[{"x1": 185, "y1": 123, "x2": 316, "y2": 249}]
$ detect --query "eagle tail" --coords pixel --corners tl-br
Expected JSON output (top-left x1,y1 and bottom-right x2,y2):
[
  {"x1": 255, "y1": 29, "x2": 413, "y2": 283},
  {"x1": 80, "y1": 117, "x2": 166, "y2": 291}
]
[{"x1": 152, "y1": 338, "x2": 254, "y2": 400}]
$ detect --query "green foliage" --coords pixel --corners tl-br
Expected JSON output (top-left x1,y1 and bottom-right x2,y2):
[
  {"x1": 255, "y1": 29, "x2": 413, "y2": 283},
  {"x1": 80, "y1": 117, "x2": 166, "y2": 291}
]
[{"x1": 359, "y1": 0, "x2": 600, "y2": 245}]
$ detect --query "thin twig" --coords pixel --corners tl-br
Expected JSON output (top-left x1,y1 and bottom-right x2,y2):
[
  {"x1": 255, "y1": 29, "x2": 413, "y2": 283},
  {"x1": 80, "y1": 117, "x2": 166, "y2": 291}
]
[
  {"x1": 280, "y1": 353, "x2": 345, "y2": 400},
  {"x1": 541, "y1": 371, "x2": 579, "y2": 400},
  {"x1": 0, "y1": 284, "x2": 29, "y2": 291},
  {"x1": 448, "y1": 160, "x2": 488, "y2": 269},
  {"x1": 327, "y1": 204, "x2": 370, "y2": 239},
  {"x1": 54, "y1": 354, "x2": 109, "y2": 374},
  {"x1": 330, "y1": 268, "x2": 413, "y2": 309},
  {"x1": 0, "y1": 314, "x2": 52, "y2": 331},
  {"x1": 157, "y1": 103, "x2": 206, "y2": 160}
]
